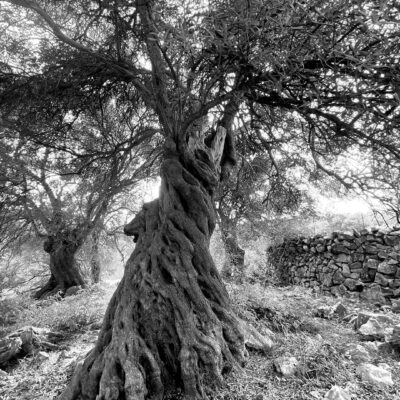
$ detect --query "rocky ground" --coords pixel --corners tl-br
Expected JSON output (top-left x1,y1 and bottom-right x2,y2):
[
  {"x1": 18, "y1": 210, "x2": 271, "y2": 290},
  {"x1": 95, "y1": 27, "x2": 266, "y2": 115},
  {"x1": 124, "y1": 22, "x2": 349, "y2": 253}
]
[{"x1": 0, "y1": 281, "x2": 399, "y2": 400}]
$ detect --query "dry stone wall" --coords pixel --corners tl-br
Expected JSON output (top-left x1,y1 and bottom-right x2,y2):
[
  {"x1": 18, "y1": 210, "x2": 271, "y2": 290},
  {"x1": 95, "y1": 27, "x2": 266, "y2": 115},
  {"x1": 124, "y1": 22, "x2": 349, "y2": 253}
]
[{"x1": 268, "y1": 227, "x2": 400, "y2": 300}]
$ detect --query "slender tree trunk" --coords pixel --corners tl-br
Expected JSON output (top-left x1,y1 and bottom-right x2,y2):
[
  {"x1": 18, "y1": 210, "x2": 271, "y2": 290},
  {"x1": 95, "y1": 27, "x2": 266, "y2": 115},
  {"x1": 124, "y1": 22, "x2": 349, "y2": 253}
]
[
  {"x1": 90, "y1": 229, "x2": 101, "y2": 284},
  {"x1": 35, "y1": 232, "x2": 86, "y2": 299},
  {"x1": 219, "y1": 219, "x2": 245, "y2": 280},
  {"x1": 61, "y1": 139, "x2": 271, "y2": 400}
]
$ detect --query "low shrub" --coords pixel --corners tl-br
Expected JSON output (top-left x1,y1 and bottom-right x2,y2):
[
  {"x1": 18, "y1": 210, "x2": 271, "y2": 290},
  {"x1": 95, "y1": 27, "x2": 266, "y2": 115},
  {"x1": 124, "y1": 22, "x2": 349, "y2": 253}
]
[
  {"x1": 0, "y1": 295, "x2": 32, "y2": 337},
  {"x1": 228, "y1": 283, "x2": 320, "y2": 337}
]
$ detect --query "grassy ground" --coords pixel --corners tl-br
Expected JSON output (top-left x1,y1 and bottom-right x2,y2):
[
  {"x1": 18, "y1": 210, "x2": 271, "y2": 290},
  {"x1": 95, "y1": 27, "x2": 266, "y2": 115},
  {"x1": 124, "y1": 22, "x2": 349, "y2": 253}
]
[
  {"x1": 0, "y1": 281, "x2": 399, "y2": 400},
  {"x1": 222, "y1": 283, "x2": 400, "y2": 400}
]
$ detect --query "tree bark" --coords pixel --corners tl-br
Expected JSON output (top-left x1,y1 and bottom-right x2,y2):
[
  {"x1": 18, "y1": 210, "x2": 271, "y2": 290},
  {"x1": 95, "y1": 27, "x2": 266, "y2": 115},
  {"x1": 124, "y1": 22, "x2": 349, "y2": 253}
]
[
  {"x1": 60, "y1": 139, "x2": 271, "y2": 400},
  {"x1": 34, "y1": 231, "x2": 86, "y2": 299},
  {"x1": 90, "y1": 229, "x2": 101, "y2": 284}
]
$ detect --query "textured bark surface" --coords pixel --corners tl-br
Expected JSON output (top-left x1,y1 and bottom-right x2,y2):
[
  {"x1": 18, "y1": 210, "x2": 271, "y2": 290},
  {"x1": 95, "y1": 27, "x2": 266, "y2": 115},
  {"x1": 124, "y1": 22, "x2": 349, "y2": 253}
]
[
  {"x1": 35, "y1": 233, "x2": 86, "y2": 299},
  {"x1": 90, "y1": 229, "x2": 101, "y2": 284},
  {"x1": 60, "y1": 138, "x2": 271, "y2": 400}
]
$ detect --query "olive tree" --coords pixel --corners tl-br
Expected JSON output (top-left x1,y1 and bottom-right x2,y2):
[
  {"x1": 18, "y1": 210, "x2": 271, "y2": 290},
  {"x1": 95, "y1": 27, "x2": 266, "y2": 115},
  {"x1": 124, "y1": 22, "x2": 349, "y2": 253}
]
[
  {"x1": 0, "y1": 103, "x2": 157, "y2": 298},
  {"x1": 1, "y1": 0, "x2": 399, "y2": 398}
]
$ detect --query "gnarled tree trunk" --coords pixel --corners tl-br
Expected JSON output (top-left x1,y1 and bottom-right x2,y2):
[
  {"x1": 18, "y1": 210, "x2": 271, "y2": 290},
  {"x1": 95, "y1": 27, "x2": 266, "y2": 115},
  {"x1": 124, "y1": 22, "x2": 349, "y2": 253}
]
[
  {"x1": 60, "y1": 136, "x2": 271, "y2": 400},
  {"x1": 35, "y1": 232, "x2": 86, "y2": 299}
]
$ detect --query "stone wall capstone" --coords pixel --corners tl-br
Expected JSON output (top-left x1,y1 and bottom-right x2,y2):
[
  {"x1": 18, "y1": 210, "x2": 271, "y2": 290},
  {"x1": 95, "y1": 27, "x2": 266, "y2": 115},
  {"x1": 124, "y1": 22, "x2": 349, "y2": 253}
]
[{"x1": 268, "y1": 227, "x2": 400, "y2": 300}]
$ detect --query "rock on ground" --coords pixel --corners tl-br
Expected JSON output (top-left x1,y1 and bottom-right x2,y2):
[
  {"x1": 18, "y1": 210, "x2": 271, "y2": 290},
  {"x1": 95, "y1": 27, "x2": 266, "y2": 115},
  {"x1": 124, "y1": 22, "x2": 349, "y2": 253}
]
[
  {"x1": 391, "y1": 299, "x2": 400, "y2": 313},
  {"x1": 324, "y1": 386, "x2": 351, "y2": 400},
  {"x1": 274, "y1": 356, "x2": 299, "y2": 377},
  {"x1": 356, "y1": 363, "x2": 394, "y2": 388},
  {"x1": 358, "y1": 318, "x2": 385, "y2": 341},
  {"x1": 315, "y1": 302, "x2": 347, "y2": 319},
  {"x1": 343, "y1": 343, "x2": 371, "y2": 364},
  {"x1": 388, "y1": 324, "x2": 400, "y2": 348},
  {"x1": 354, "y1": 311, "x2": 393, "y2": 329}
]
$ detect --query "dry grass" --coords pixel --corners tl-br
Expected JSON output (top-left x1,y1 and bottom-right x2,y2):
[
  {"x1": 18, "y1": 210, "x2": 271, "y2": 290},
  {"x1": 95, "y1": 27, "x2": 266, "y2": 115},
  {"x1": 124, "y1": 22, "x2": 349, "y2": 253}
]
[
  {"x1": 0, "y1": 281, "x2": 117, "y2": 399},
  {"x1": 217, "y1": 284, "x2": 400, "y2": 400},
  {"x1": 1, "y1": 281, "x2": 400, "y2": 400}
]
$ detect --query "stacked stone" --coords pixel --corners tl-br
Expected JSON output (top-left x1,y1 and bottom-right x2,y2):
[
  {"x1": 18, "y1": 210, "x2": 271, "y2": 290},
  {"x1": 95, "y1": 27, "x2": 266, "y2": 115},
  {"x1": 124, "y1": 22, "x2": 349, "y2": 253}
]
[{"x1": 268, "y1": 227, "x2": 400, "y2": 299}]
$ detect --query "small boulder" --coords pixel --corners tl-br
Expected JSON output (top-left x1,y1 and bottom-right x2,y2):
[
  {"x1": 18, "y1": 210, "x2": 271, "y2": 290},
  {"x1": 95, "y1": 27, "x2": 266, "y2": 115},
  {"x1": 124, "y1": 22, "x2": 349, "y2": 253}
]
[
  {"x1": 374, "y1": 273, "x2": 393, "y2": 287},
  {"x1": 315, "y1": 302, "x2": 347, "y2": 320},
  {"x1": 342, "y1": 264, "x2": 351, "y2": 277},
  {"x1": 36, "y1": 351, "x2": 50, "y2": 362},
  {"x1": 354, "y1": 311, "x2": 393, "y2": 329},
  {"x1": 331, "y1": 284, "x2": 347, "y2": 297},
  {"x1": 359, "y1": 284, "x2": 386, "y2": 305},
  {"x1": 391, "y1": 279, "x2": 400, "y2": 288},
  {"x1": 356, "y1": 363, "x2": 393, "y2": 388},
  {"x1": 358, "y1": 318, "x2": 385, "y2": 341},
  {"x1": 322, "y1": 273, "x2": 333, "y2": 287},
  {"x1": 343, "y1": 343, "x2": 371, "y2": 364},
  {"x1": 391, "y1": 299, "x2": 400, "y2": 313},
  {"x1": 332, "y1": 271, "x2": 345, "y2": 285},
  {"x1": 274, "y1": 356, "x2": 299, "y2": 377},
  {"x1": 353, "y1": 312, "x2": 372, "y2": 329},
  {"x1": 315, "y1": 305, "x2": 333, "y2": 319},
  {"x1": 388, "y1": 324, "x2": 400, "y2": 348},
  {"x1": 377, "y1": 261, "x2": 397, "y2": 275},
  {"x1": 377, "y1": 362, "x2": 392, "y2": 371},
  {"x1": 323, "y1": 386, "x2": 351, "y2": 400},
  {"x1": 343, "y1": 278, "x2": 363, "y2": 292},
  {"x1": 332, "y1": 302, "x2": 347, "y2": 318},
  {"x1": 362, "y1": 340, "x2": 377, "y2": 350},
  {"x1": 240, "y1": 320, "x2": 274, "y2": 353},
  {"x1": 332, "y1": 244, "x2": 350, "y2": 255},
  {"x1": 365, "y1": 245, "x2": 379, "y2": 254},
  {"x1": 376, "y1": 342, "x2": 393, "y2": 355},
  {"x1": 374, "y1": 314, "x2": 394, "y2": 325},
  {"x1": 365, "y1": 259, "x2": 379, "y2": 269},
  {"x1": 335, "y1": 254, "x2": 351, "y2": 263}
]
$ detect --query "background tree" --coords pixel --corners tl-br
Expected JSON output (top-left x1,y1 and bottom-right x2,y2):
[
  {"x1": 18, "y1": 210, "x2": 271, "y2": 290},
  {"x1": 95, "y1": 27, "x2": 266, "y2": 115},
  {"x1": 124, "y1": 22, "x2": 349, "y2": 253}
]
[
  {"x1": 0, "y1": 102, "x2": 158, "y2": 298},
  {"x1": 1, "y1": 0, "x2": 400, "y2": 399},
  {"x1": 216, "y1": 149, "x2": 267, "y2": 278},
  {"x1": 88, "y1": 226, "x2": 102, "y2": 284},
  {"x1": 216, "y1": 132, "x2": 313, "y2": 279}
]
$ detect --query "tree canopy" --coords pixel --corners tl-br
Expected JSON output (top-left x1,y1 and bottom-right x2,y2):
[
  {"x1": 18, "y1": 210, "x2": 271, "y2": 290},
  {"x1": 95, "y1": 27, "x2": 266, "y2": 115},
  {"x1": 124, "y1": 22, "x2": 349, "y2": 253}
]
[
  {"x1": 0, "y1": 90, "x2": 159, "y2": 297},
  {"x1": 1, "y1": 0, "x2": 399, "y2": 199}
]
